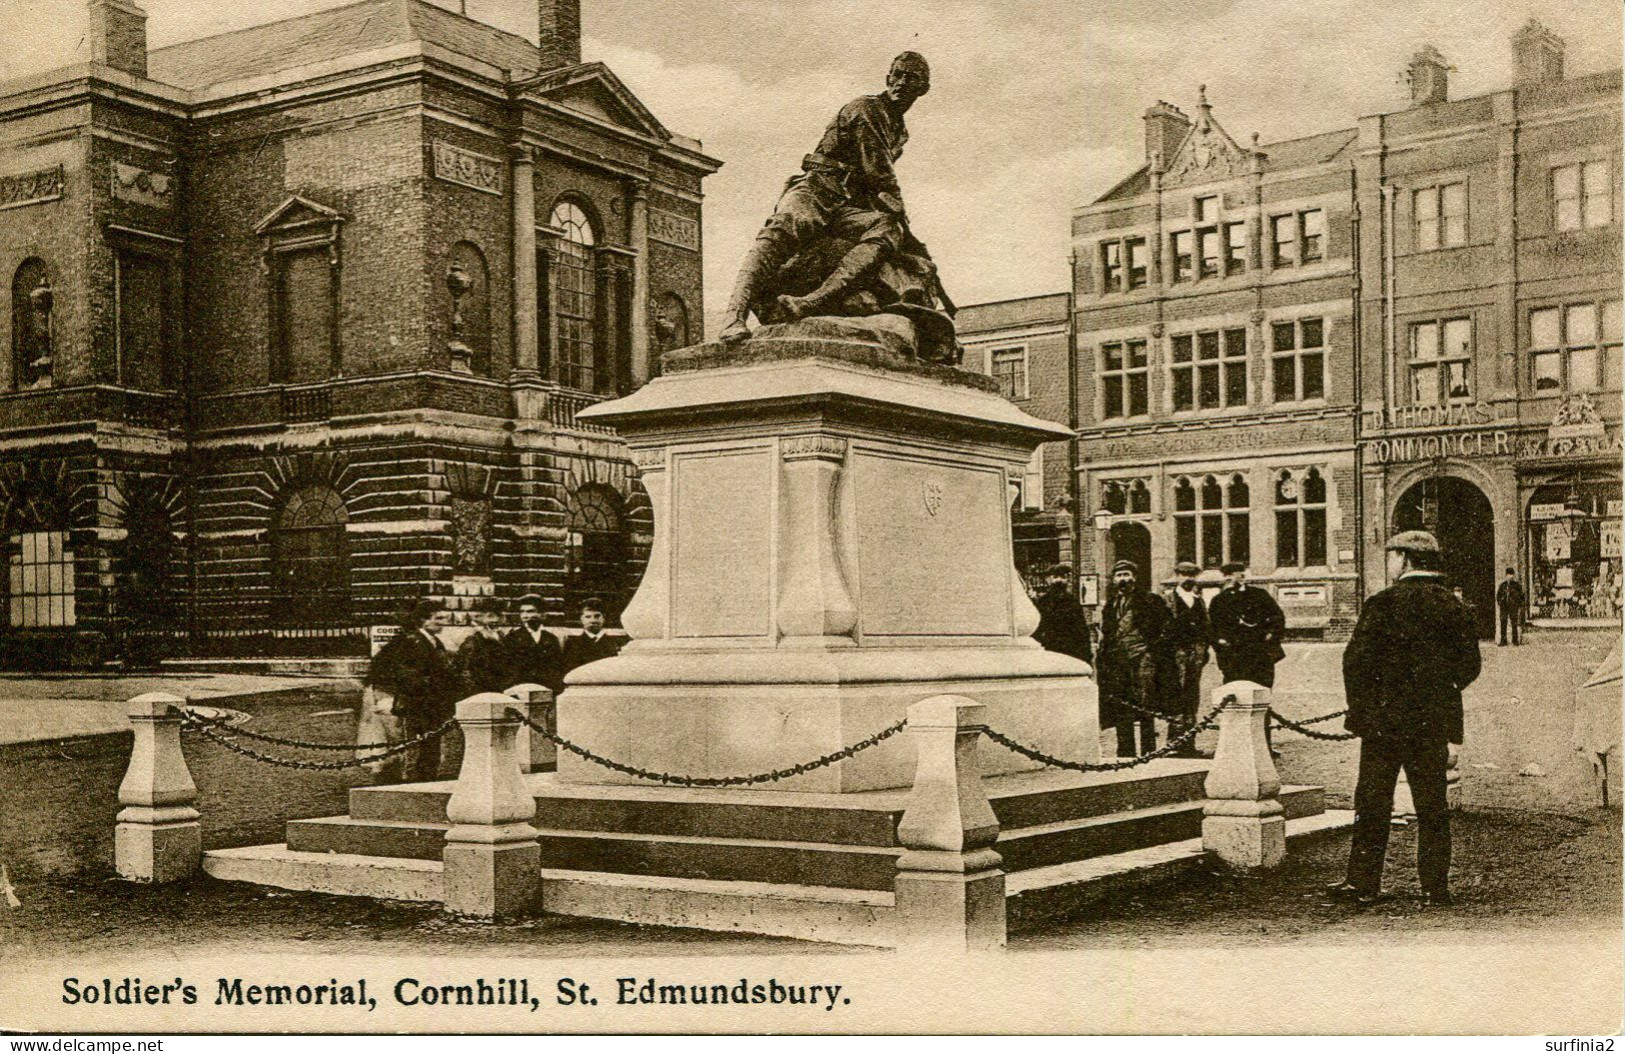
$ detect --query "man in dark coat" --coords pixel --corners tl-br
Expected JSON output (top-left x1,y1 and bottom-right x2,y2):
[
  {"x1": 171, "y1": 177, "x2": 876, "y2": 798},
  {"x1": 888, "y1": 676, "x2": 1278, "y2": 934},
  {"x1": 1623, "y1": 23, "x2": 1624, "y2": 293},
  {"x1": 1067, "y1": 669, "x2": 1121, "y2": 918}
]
[
  {"x1": 1032, "y1": 564, "x2": 1093, "y2": 666},
  {"x1": 560, "y1": 597, "x2": 624, "y2": 678},
  {"x1": 1098, "y1": 560, "x2": 1169, "y2": 757},
  {"x1": 1496, "y1": 567, "x2": 1525, "y2": 646},
  {"x1": 457, "y1": 598, "x2": 510, "y2": 695},
  {"x1": 1330, "y1": 531, "x2": 1481, "y2": 907},
  {"x1": 1159, "y1": 561, "x2": 1211, "y2": 757},
  {"x1": 365, "y1": 600, "x2": 462, "y2": 783},
  {"x1": 496, "y1": 594, "x2": 564, "y2": 696},
  {"x1": 1207, "y1": 561, "x2": 1287, "y2": 687}
]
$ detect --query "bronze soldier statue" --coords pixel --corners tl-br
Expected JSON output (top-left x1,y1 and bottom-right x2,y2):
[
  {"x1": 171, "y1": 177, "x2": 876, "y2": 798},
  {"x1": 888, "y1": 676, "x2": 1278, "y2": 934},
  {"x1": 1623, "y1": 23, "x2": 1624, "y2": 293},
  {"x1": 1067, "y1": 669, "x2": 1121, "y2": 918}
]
[{"x1": 717, "y1": 52, "x2": 957, "y2": 361}]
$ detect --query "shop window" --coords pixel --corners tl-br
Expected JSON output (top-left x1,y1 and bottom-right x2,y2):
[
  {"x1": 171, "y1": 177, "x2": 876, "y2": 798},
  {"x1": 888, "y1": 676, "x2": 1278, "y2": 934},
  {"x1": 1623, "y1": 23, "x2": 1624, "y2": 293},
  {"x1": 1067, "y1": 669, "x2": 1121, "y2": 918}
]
[
  {"x1": 1530, "y1": 301, "x2": 1623, "y2": 393},
  {"x1": 271, "y1": 484, "x2": 350, "y2": 624},
  {"x1": 1553, "y1": 161, "x2": 1613, "y2": 232},
  {"x1": 1527, "y1": 481, "x2": 1622, "y2": 621},
  {"x1": 1174, "y1": 473, "x2": 1249, "y2": 570},
  {"x1": 1100, "y1": 339, "x2": 1149, "y2": 419},
  {"x1": 1100, "y1": 478, "x2": 1150, "y2": 517},
  {"x1": 991, "y1": 346, "x2": 1028, "y2": 400},
  {"x1": 566, "y1": 485, "x2": 628, "y2": 624},
  {"x1": 1275, "y1": 468, "x2": 1328, "y2": 568},
  {"x1": 10, "y1": 258, "x2": 52, "y2": 390},
  {"x1": 1171, "y1": 327, "x2": 1247, "y2": 412},
  {"x1": 1409, "y1": 318, "x2": 1473, "y2": 404},
  {"x1": 1271, "y1": 318, "x2": 1326, "y2": 403},
  {"x1": 1415, "y1": 182, "x2": 1467, "y2": 250},
  {"x1": 550, "y1": 201, "x2": 598, "y2": 392}
]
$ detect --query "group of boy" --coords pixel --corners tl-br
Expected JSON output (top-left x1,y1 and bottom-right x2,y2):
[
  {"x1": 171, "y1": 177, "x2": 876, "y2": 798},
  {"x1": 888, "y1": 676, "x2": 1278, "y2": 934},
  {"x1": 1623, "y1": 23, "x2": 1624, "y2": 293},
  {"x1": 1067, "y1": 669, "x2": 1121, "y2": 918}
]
[{"x1": 364, "y1": 595, "x2": 624, "y2": 782}]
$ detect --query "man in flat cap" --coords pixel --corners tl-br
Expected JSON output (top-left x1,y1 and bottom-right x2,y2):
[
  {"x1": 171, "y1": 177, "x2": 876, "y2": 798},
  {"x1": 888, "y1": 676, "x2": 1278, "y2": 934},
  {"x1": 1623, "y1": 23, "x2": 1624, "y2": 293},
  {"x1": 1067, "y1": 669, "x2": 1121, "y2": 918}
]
[
  {"x1": 1032, "y1": 564, "x2": 1093, "y2": 666},
  {"x1": 1159, "y1": 561, "x2": 1211, "y2": 757},
  {"x1": 719, "y1": 52, "x2": 933, "y2": 346},
  {"x1": 1207, "y1": 561, "x2": 1287, "y2": 689},
  {"x1": 1330, "y1": 530, "x2": 1481, "y2": 907},
  {"x1": 1098, "y1": 559, "x2": 1169, "y2": 757}
]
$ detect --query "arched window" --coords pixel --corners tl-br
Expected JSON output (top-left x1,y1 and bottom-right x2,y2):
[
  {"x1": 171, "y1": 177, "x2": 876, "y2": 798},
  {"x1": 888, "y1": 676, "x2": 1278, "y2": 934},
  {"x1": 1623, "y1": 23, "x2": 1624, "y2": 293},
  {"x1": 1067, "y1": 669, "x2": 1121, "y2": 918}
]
[
  {"x1": 4, "y1": 477, "x2": 74, "y2": 628},
  {"x1": 11, "y1": 259, "x2": 52, "y2": 390},
  {"x1": 271, "y1": 484, "x2": 350, "y2": 624},
  {"x1": 1275, "y1": 468, "x2": 1328, "y2": 568},
  {"x1": 565, "y1": 485, "x2": 627, "y2": 623},
  {"x1": 446, "y1": 242, "x2": 492, "y2": 376},
  {"x1": 550, "y1": 201, "x2": 598, "y2": 391},
  {"x1": 1174, "y1": 472, "x2": 1250, "y2": 569}
]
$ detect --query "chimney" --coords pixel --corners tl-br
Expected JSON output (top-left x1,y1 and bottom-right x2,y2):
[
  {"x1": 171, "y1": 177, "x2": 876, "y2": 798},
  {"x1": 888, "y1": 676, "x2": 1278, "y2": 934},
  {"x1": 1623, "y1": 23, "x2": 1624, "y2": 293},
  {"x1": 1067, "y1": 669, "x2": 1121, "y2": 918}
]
[
  {"x1": 1512, "y1": 19, "x2": 1565, "y2": 86},
  {"x1": 87, "y1": 0, "x2": 148, "y2": 79},
  {"x1": 1143, "y1": 101, "x2": 1191, "y2": 172},
  {"x1": 538, "y1": 0, "x2": 581, "y2": 68},
  {"x1": 1406, "y1": 45, "x2": 1450, "y2": 106}
]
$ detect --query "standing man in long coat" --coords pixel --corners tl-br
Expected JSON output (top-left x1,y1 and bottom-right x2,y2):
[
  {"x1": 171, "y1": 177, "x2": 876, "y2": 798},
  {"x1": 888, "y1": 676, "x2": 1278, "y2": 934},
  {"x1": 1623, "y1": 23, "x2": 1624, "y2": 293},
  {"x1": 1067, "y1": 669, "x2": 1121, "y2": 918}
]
[
  {"x1": 497, "y1": 594, "x2": 564, "y2": 697},
  {"x1": 1033, "y1": 563, "x2": 1093, "y2": 666},
  {"x1": 1207, "y1": 561, "x2": 1287, "y2": 687},
  {"x1": 1159, "y1": 561, "x2": 1211, "y2": 757},
  {"x1": 1098, "y1": 560, "x2": 1169, "y2": 757},
  {"x1": 1330, "y1": 531, "x2": 1481, "y2": 907},
  {"x1": 1496, "y1": 568, "x2": 1526, "y2": 646},
  {"x1": 365, "y1": 600, "x2": 461, "y2": 783}
]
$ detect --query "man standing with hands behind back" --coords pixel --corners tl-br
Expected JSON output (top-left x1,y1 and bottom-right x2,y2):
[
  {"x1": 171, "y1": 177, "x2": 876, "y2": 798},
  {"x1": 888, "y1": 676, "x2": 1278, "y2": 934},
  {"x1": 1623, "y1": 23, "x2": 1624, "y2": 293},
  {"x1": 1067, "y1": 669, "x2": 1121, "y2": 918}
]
[{"x1": 1331, "y1": 531, "x2": 1481, "y2": 907}]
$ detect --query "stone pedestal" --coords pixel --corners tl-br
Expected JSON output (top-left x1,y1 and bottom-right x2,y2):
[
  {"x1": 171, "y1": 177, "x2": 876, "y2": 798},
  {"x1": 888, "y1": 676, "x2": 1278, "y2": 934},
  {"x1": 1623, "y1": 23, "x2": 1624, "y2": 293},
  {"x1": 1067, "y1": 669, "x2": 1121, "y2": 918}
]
[
  {"x1": 567, "y1": 334, "x2": 1097, "y2": 792},
  {"x1": 1202, "y1": 682, "x2": 1286, "y2": 869},
  {"x1": 115, "y1": 692, "x2": 201, "y2": 884},
  {"x1": 504, "y1": 684, "x2": 555, "y2": 773},
  {"x1": 443, "y1": 693, "x2": 540, "y2": 919}
]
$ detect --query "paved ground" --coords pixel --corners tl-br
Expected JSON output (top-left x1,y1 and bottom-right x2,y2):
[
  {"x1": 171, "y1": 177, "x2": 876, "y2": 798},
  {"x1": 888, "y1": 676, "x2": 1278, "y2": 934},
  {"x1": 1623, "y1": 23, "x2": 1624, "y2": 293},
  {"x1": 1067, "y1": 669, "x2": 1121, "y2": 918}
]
[{"x1": 0, "y1": 672, "x2": 356, "y2": 745}]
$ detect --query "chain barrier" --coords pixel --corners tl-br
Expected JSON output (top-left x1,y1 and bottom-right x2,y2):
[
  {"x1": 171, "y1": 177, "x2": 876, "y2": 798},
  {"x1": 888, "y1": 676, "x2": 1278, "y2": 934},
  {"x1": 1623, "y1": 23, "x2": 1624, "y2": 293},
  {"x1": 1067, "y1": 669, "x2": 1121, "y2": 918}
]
[
  {"x1": 508, "y1": 708, "x2": 907, "y2": 787},
  {"x1": 982, "y1": 703, "x2": 1226, "y2": 773},
  {"x1": 1269, "y1": 709, "x2": 1358, "y2": 742},
  {"x1": 179, "y1": 711, "x2": 457, "y2": 771},
  {"x1": 180, "y1": 708, "x2": 410, "y2": 752}
]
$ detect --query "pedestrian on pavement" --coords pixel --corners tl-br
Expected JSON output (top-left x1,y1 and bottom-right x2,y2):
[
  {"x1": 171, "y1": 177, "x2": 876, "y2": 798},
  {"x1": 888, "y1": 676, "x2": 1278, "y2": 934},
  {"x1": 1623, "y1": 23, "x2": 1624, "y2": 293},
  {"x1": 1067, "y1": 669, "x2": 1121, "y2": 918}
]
[
  {"x1": 1207, "y1": 562, "x2": 1287, "y2": 688},
  {"x1": 1496, "y1": 568, "x2": 1526, "y2": 646},
  {"x1": 1330, "y1": 530, "x2": 1481, "y2": 908},
  {"x1": 457, "y1": 597, "x2": 510, "y2": 695},
  {"x1": 1159, "y1": 561, "x2": 1211, "y2": 757},
  {"x1": 561, "y1": 597, "x2": 624, "y2": 678},
  {"x1": 1098, "y1": 560, "x2": 1168, "y2": 757},
  {"x1": 364, "y1": 599, "x2": 462, "y2": 783},
  {"x1": 497, "y1": 594, "x2": 564, "y2": 697},
  {"x1": 1033, "y1": 563, "x2": 1093, "y2": 666}
]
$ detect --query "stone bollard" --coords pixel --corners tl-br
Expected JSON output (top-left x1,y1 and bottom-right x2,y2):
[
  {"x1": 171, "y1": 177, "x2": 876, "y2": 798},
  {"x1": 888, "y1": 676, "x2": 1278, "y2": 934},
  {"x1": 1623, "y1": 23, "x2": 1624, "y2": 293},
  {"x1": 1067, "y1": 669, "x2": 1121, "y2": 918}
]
[
  {"x1": 115, "y1": 692, "x2": 201, "y2": 884},
  {"x1": 442, "y1": 693, "x2": 540, "y2": 919},
  {"x1": 893, "y1": 696, "x2": 1006, "y2": 952},
  {"x1": 1202, "y1": 681, "x2": 1286, "y2": 869},
  {"x1": 503, "y1": 684, "x2": 556, "y2": 774}
]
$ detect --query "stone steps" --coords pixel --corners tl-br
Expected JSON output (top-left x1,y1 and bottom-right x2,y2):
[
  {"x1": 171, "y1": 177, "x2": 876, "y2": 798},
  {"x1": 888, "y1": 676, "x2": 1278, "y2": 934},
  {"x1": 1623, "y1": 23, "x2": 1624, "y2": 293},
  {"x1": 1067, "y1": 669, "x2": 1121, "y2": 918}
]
[
  {"x1": 201, "y1": 811, "x2": 1357, "y2": 947},
  {"x1": 282, "y1": 785, "x2": 1324, "y2": 891}
]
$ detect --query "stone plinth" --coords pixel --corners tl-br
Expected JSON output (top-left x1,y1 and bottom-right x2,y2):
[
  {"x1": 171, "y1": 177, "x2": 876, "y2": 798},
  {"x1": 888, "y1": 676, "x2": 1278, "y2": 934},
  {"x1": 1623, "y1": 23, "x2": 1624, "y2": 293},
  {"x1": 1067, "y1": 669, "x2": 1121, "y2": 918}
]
[
  {"x1": 1202, "y1": 682, "x2": 1286, "y2": 869},
  {"x1": 115, "y1": 692, "x2": 201, "y2": 884},
  {"x1": 567, "y1": 334, "x2": 1097, "y2": 792}
]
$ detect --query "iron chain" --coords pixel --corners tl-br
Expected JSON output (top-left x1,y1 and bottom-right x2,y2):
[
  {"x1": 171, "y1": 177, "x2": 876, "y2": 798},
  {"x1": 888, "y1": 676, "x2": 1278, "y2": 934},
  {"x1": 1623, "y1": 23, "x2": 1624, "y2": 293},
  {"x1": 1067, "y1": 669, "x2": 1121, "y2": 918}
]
[
  {"x1": 180, "y1": 713, "x2": 457, "y2": 771},
  {"x1": 180, "y1": 707, "x2": 411, "y2": 752},
  {"x1": 508, "y1": 708, "x2": 907, "y2": 787},
  {"x1": 982, "y1": 703, "x2": 1226, "y2": 773},
  {"x1": 1269, "y1": 709, "x2": 1358, "y2": 741}
]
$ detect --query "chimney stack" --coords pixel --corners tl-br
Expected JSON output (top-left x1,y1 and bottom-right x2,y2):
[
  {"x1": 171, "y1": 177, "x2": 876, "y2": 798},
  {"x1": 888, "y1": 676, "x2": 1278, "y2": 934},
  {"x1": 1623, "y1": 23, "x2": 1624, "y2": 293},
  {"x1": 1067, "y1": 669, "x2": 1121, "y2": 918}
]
[
  {"x1": 538, "y1": 0, "x2": 581, "y2": 68},
  {"x1": 1143, "y1": 101, "x2": 1191, "y2": 172},
  {"x1": 88, "y1": 0, "x2": 148, "y2": 78},
  {"x1": 1512, "y1": 19, "x2": 1565, "y2": 86},
  {"x1": 1406, "y1": 45, "x2": 1450, "y2": 107}
]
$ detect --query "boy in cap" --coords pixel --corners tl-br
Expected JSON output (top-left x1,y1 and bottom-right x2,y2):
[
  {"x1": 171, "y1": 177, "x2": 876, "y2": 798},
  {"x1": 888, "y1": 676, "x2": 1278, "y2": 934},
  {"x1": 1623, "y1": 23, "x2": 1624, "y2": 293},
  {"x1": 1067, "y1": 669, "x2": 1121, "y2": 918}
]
[{"x1": 1330, "y1": 530, "x2": 1480, "y2": 907}]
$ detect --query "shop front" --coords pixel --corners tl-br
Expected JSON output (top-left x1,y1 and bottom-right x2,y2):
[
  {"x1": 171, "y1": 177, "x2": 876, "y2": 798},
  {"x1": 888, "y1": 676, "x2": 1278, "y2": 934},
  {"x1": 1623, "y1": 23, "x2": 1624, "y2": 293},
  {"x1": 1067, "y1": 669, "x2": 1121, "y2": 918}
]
[{"x1": 1517, "y1": 400, "x2": 1623, "y2": 626}]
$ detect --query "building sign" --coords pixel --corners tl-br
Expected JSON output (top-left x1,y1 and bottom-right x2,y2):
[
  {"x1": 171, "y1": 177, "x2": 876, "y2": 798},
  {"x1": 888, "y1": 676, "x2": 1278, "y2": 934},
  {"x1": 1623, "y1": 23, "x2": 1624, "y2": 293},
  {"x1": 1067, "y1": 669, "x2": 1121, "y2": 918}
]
[
  {"x1": 111, "y1": 162, "x2": 173, "y2": 209},
  {"x1": 1367, "y1": 427, "x2": 1622, "y2": 464},
  {"x1": 1545, "y1": 522, "x2": 1572, "y2": 561},
  {"x1": 1529, "y1": 502, "x2": 1566, "y2": 521},
  {"x1": 431, "y1": 142, "x2": 502, "y2": 195},
  {"x1": 649, "y1": 207, "x2": 700, "y2": 251},
  {"x1": 0, "y1": 165, "x2": 63, "y2": 211},
  {"x1": 1603, "y1": 521, "x2": 1622, "y2": 560},
  {"x1": 1608, "y1": 500, "x2": 1622, "y2": 519},
  {"x1": 1363, "y1": 401, "x2": 1499, "y2": 433},
  {"x1": 1517, "y1": 430, "x2": 1623, "y2": 462}
]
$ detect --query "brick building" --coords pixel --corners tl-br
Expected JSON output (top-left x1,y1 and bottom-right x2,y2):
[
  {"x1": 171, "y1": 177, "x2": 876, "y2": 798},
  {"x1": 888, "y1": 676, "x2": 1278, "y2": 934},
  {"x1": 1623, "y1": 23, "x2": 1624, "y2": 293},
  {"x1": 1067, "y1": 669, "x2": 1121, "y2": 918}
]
[
  {"x1": 957, "y1": 292, "x2": 1076, "y2": 593},
  {"x1": 0, "y1": 0, "x2": 719, "y2": 667},
  {"x1": 1355, "y1": 25, "x2": 1622, "y2": 635}
]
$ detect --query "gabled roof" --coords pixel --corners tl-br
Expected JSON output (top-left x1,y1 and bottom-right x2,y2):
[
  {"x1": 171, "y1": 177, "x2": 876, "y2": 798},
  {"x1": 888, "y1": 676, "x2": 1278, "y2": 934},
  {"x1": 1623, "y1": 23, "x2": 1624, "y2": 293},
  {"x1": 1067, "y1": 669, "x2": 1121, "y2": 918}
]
[
  {"x1": 1090, "y1": 121, "x2": 1357, "y2": 204},
  {"x1": 513, "y1": 61, "x2": 670, "y2": 142},
  {"x1": 147, "y1": 0, "x2": 544, "y2": 91},
  {"x1": 254, "y1": 195, "x2": 345, "y2": 234}
]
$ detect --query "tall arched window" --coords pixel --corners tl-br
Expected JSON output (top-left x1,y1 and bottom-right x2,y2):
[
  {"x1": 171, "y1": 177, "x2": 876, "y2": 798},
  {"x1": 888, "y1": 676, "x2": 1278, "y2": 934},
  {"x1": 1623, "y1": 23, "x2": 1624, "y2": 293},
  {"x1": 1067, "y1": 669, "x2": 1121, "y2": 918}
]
[
  {"x1": 272, "y1": 484, "x2": 350, "y2": 624},
  {"x1": 1174, "y1": 472, "x2": 1250, "y2": 569},
  {"x1": 550, "y1": 201, "x2": 598, "y2": 391},
  {"x1": 565, "y1": 484, "x2": 627, "y2": 623},
  {"x1": 11, "y1": 259, "x2": 52, "y2": 390}
]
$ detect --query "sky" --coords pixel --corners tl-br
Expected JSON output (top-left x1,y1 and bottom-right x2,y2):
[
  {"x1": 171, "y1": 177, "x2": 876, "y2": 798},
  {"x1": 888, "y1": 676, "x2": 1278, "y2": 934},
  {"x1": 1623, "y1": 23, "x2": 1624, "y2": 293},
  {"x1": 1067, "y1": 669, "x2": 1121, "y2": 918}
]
[{"x1": 5, "y1": 0, "x2": 1621, "y2": 324}]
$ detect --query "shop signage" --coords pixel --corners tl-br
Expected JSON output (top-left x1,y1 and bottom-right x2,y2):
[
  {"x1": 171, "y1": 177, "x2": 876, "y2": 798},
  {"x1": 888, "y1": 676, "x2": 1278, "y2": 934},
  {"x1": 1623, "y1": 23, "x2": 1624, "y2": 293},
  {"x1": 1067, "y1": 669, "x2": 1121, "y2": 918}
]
[
  {"x1": 1609, "y1": 500, "x2": 1623, "y2": 519},
  {"x1": 1603, "y1": 521, "x2": 1622, "y2": 560},
  {"x1": 1368, "y1": 427, "x2": 1622, "y2": 464},
  {"x1": 1517, "y1": 430, "x2": 1623, "y2": 462},
  {"x1": 1529, "y1": 503, "x2": 1566, "y2": 521},
  {"x1": 1363, "y1": 401, "x2": 1499, "y2": 432}
]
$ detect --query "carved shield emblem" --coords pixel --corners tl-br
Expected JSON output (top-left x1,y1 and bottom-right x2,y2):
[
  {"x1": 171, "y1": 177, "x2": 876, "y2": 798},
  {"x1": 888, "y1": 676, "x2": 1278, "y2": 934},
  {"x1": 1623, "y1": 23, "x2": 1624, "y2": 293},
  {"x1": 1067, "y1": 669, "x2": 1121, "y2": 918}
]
[{"x1": 923, "y1": 481, "x2": 944, "y2": 518}]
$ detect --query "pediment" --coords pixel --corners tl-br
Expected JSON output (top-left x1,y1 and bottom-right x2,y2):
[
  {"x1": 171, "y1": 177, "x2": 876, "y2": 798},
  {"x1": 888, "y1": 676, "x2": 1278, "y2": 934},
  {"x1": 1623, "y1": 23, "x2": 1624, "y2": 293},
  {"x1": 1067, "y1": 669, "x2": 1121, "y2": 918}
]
[
  {"x1": 254, "y1": 195, "x2": 345, "y2": 235},
  {"x1": 517, "y1": 62, "x2": 670, "y2": 142},
  {"x1": 1164, "y1": 110, "x2": 1252, "y2": 188}
]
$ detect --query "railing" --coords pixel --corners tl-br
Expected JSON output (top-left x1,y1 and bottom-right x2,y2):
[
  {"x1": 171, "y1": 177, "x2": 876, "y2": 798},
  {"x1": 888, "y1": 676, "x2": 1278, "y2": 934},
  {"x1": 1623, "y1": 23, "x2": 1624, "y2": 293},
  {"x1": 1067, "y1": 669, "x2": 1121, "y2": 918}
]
[
  {"x1": 280, "y1": 386, "x2": 332, "y2": 422},
  {"x1": 546, "y1": 389, "x2": 615, "y2": 434}
]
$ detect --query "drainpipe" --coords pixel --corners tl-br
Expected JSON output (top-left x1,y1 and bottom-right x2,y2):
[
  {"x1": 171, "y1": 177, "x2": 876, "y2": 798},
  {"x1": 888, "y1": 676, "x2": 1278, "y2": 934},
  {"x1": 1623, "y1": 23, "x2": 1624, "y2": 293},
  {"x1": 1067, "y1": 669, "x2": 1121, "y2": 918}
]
[
  {"x1": 1350, "y1": 164, "x2": 1364, "y2": 618},
  {"x1": 1383, "y1": 183, "x2": 1398, "y2": 416},
  {"x1": 1067, "y1": 252, "x2": 1082, "y2": 592}
]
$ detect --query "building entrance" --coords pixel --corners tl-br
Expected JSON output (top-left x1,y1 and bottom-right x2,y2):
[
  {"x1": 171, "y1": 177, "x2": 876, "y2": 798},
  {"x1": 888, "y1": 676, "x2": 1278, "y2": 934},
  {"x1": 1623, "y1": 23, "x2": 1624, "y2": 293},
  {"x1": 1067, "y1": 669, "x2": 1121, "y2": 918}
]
[{"x1": 1394, "y1": 476, "x2": 1496, "y2": 638}]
